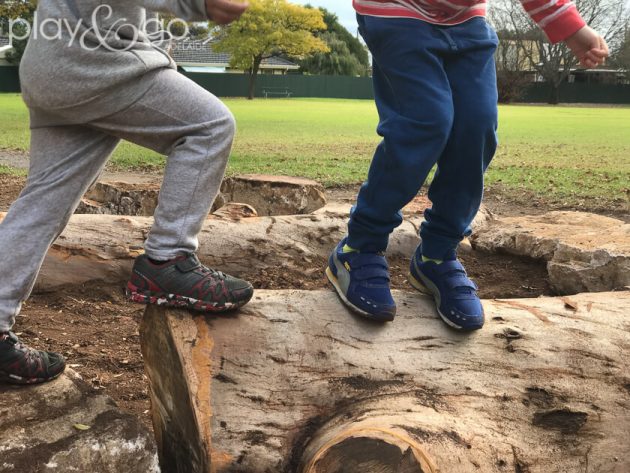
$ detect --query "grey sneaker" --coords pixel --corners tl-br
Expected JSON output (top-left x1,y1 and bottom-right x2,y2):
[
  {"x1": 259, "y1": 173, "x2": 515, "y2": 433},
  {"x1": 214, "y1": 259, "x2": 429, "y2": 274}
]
[
  {"x1": 0, "y1": 332, "x2": 66, "y2": 385},
  {"x1": 126, "y1": 254, "x2": 254, "y2": 312}
]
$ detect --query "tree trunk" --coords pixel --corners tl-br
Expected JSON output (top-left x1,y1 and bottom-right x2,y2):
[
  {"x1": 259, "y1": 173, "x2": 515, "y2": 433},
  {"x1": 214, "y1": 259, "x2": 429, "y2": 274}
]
[
  {"x1": 140, "y1": 289, "x2": 630, "y2": 473},
  {"x1": 548, "y1": 82, "x2": 561, "y2": 105},
  {"x1": 247, "y1": 57, "x2": 263, "y2": 100},
  {"x1": 0, "y1": 207, "x2": 473, "y2": 291}
]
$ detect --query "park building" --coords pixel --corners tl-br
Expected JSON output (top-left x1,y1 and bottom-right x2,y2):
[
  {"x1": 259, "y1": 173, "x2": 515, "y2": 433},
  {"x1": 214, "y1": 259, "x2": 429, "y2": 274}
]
[
  {"x1": 169, "y1": 39, "x2": 299, "y2": 75},
  {"x1": 0, "y1": 35, "x2": 300, "y2": 74},
  {"x1": 0, "y1": 37, "x2": 11, "y2": 66}
]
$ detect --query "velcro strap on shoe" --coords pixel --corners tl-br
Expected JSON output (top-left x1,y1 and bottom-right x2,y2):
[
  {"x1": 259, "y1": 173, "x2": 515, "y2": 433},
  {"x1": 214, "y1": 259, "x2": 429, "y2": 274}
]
[
  {"x1": 176, "y1": 254, "x2": 202, "y2": 273},
  {"x1": 352, "y1": 253, "x2": 389, "y2": 270},
  {"x1": 353, "y1": 267, "x2": 391, "y2": 282},
  {"x1": 445, "y1": 276, "x2": 478, "y2": 291}
]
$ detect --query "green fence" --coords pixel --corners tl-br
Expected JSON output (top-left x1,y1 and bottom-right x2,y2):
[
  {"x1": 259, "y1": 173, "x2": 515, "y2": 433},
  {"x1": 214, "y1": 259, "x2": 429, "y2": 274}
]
[
  {"x1": 521, "y1": 83, "x2": 630, "y2": 104},
  {"x1": 0, "y1": 66, "x2": 20, "y2": 93},
  {"x1": 2, "y1": 64, "x2": 630, "y2": 104},
  {"x1": 181, "y1": 71, "x2": 375, "y2": 100}
]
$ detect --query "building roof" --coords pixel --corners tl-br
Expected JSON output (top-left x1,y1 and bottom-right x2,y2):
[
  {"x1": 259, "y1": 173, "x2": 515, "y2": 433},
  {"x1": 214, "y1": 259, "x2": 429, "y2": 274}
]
[
  {"x1": 0, "y1": 37, "x2": 11, "y2": 48},
  {"x1": 171, "y1": 39, "x2": 298, "y2": 69}
]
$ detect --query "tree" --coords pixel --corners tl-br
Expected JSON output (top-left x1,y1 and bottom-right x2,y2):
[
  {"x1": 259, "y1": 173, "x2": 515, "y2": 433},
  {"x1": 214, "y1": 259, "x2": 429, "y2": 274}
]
[
  {"x1": 491, "y1": 0, "x2": 628, "y2": 104},
  {"x1": 0, "y1": 0, "x2": 37, "y2": 65},
  {"x1": 0, "y1": 0, "x2": 34, "y2": 29},
  {"x1": 611, "y1": 23, "x2": 630, "y2": 81},
  {"x1": 213, "y1": 0, "x2": 328, "y2": 99},
  {"x1": 492, "y1": 29, "x2": 537, "y2": 103},
  {"x1": 299, "y1": 7, "x2": 369, "y2": 77},
  {"x1": 158, "y1": 13, "x2": 211, "y2": 40}
]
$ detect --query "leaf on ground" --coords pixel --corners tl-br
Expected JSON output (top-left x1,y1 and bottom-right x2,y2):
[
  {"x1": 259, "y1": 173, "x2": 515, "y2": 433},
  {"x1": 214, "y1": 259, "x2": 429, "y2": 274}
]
[{"x1": 73, "y1": 423, "x2": 91, "y2": 431}]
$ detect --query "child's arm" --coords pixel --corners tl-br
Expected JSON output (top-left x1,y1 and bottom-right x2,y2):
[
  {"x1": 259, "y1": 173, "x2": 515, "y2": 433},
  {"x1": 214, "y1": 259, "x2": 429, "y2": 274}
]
[
  {"x1": 519, "y1": 0, "x2": 608, "y2": 67},
  {"x1": 564, "y1": 26, "x2": 609, "y2": 69},
  {"x1": 141, "y1": 0, "x2": 248, "y2": 24}
]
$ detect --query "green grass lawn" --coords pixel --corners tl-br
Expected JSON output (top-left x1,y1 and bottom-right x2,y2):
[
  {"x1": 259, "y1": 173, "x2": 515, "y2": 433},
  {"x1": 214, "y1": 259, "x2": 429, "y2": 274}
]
[{"x1": 1, "y1": 94, "x2": 628, "y2": 205}]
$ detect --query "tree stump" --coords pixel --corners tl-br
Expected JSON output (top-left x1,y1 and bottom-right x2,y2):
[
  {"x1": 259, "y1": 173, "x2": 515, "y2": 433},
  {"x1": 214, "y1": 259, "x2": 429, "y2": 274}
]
[
  {"x1": 140, "y1": 290, "x2": 630, "y2": 473},
  {"x1": 216, "y1": 174, "x2": 327, "y2": 216}
]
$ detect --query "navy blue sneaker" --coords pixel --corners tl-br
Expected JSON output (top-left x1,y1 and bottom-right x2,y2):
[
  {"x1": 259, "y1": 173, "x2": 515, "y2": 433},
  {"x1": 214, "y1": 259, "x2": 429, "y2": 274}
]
[
  {"x1": 326, "y1": 238, "x2": 396, "y2": 322},
  {"x1": 409, "y1": 246, "x2": 484, "y2": 331}
]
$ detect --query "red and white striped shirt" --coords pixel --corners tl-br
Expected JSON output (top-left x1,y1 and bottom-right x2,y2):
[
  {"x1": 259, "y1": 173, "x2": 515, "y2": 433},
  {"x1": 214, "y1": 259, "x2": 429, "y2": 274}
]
[{"x1": 353, "y1": 0, "x2": 586, "y2": 43}]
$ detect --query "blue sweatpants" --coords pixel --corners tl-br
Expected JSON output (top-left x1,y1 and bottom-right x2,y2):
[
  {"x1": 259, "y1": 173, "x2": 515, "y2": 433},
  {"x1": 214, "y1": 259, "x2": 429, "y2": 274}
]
[{"x1": 348, "y1": 14, "x2": 499, "y2": 260}]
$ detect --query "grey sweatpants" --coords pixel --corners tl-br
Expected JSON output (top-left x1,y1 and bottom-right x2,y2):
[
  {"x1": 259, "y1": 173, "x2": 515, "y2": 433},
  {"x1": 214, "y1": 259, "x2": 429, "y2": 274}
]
[{"x1": 0, "y1": 69, "x2": 235, "y2": 331}]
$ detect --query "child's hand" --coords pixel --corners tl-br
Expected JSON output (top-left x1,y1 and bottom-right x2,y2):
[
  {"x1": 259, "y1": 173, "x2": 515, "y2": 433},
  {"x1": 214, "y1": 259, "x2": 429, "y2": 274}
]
[
  {"x1": 564, "y1": 26, "x2": 609, "y2": 69},
  {"x1": 205, "y1": 0, "x2": 248, "y2": 24}
]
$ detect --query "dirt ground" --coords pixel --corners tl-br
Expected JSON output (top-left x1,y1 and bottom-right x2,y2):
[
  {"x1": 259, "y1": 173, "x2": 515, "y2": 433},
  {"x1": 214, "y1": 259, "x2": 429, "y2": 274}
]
[{"x1": 0, "y1": 172, "x2": 615, "y2": 430}]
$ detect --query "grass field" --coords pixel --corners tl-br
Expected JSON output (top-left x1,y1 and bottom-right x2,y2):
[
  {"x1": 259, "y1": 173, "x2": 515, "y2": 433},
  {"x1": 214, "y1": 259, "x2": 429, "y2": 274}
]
[{"x1": 1, "y1": 94, "x2": 628, "y2": 205}]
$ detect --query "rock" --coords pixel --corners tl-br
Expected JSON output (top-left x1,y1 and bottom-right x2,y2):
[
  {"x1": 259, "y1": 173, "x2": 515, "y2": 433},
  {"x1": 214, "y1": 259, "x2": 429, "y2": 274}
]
[
  {"x1": 212, "y1": 203, "x2": 258, "y2": 220},
  {"x1": 471, "y1": 211, "x2": 630, "y2": 294},
  {"x1": 77, "y1": 174, "x2": 161, "y2": 217},
  {"x1": 0, "y1": 370, "x2": 158, "y2": 473},
  {"x1": 470, "y1": 205, "x2": 494, "y2": 231},
  {"x1": 217, "y1": 174, "x2": 327, "y2": 216}
]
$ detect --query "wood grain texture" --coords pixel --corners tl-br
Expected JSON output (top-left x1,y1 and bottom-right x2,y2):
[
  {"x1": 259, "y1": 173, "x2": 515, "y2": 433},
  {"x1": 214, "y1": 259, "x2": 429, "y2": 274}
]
[
  {"x1": 0, "y1": 210, "x2": 422, "y2": 291},
  {"x1": 140, "y1": 290, "x2": 630, "y2": 473}
]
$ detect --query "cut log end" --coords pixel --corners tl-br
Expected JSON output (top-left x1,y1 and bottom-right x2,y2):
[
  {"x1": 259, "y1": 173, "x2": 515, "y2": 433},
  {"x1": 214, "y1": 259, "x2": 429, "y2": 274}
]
[
  {"x1": 302, "y1": 428, "x2": 436, "y2": 473},
  {"x1": 140, "y1": 307, "x2": 210, "y2": 473}
]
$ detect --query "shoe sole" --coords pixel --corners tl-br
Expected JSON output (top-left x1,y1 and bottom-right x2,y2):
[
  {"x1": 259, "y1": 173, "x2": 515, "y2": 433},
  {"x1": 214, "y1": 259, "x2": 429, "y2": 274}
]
[
  {"x1": 0, "y1": 369, "x2": 65, "y2": 385},
  {"x1": 409, "y1": 272, "x2": 482, "y2": 331},
  {"x1": 325, "y1": 267, "x2": 395, "y2": 322},
  {"x1": 126, "y1": 283, "x2": 252, "y2": 313}
]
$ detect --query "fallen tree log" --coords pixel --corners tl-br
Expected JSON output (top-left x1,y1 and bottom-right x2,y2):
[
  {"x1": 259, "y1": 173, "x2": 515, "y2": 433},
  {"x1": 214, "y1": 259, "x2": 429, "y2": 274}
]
[
  {"x1": 140, "y1": 290, "x2": 630, "y2": 473},
  {"x1": 1, "y1": 205, "x2": 491, "y2": 291}
]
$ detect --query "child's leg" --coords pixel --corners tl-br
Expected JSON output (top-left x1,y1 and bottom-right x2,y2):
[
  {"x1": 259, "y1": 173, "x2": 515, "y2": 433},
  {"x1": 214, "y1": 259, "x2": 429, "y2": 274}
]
[
  {"x1": 347, "y1": 16, "x2": 454, "y2": 253},
  {"x1": 409, "y1": 19, "x2": 499, "y2": 331},
  {"x1": 89, "y1": 69, "x2": 252, "y2": 311},
  {"x1": 0, "y1": 126, "x2": 119, "y2": 332},
  {"x1": 420, "y1": 19, "x2": 499, "y2": 260},
  {"x1": 328, "y1": 15, "x2": 454, "y2": 321},
  {"x1": 89, "y1": 69, "x2": 235, "y2": 260},
  {"x1": 0, "y1": 125, "x2": 118, "y2": 384}
]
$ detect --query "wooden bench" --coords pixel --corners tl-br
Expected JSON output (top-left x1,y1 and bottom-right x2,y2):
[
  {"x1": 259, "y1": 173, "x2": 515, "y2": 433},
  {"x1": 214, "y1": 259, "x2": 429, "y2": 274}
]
[{"x1": 262, "y1": 86, "x2": 293, "y2": 98}]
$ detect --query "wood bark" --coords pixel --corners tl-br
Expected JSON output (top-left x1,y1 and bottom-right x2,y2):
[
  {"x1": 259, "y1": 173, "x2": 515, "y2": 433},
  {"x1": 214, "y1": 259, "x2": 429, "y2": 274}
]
[
  {"x1": 0, "y1": 204, "x2": 491, "y2": 291},
  {"x1": 0, "y1": 208, "x2": 434, "y2": 291},
  {"x1": 140, "y1": 290, "x2": 630, "y2": 473}
]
